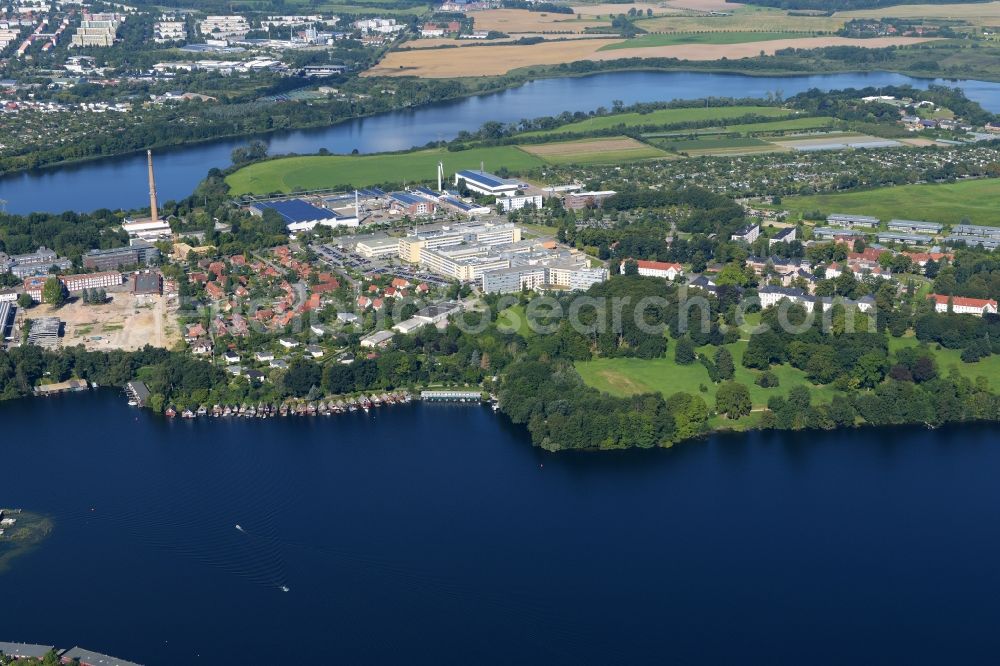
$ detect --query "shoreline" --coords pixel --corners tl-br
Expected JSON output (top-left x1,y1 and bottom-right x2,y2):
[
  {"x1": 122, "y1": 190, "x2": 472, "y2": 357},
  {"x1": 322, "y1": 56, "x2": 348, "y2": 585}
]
[
  {"x1": 14, "y1": 384, "x2": 1000, "y2": 453},
  {"x1": 1, "y1": 65, "x2": 994, "y2": 184}
]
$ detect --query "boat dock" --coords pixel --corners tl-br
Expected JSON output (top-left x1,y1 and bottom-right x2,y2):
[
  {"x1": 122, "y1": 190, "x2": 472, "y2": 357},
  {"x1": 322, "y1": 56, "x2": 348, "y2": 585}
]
[
  {"x1": 420, "y1": 390, "x2": 484, "y2": 403},
  {"x1": 125, "y1": 380, "x2": 151, "y2": 407},
  {"x1": 33, "y1": 378, "x2": 89, "y2": 396},
  {"x1": 0, "y1": 642, "x2": 142, "y2": 666}
]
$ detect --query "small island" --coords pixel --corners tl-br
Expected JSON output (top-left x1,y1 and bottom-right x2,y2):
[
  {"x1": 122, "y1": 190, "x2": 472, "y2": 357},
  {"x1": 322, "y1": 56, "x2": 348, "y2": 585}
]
[{"x1": 0, "y1": 509, "x2": 53, "y2": 574}]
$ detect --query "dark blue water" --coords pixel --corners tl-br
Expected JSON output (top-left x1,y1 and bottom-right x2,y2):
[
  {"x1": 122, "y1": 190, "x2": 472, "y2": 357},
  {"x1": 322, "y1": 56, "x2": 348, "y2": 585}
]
[
  {"x1": 4, "y1": 70, "x2": 1000, "y2": 215},
  {"x1": 3, "y1": 390, "x2": 1000, "y2": 664}
]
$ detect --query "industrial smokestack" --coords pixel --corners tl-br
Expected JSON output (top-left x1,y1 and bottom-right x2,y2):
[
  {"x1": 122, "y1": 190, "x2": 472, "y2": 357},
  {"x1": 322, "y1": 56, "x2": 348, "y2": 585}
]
[
  {"x1": 437, "y1": 161, "x2": 443, "y2": 192},
  {"x1": 147, "y1": 150, "x2": 159, "y2": 223}
]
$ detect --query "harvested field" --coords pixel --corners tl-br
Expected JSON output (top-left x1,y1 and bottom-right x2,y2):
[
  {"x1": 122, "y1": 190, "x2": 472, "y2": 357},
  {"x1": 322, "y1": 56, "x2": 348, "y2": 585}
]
[
  {"x1": 899, "y1": 137, "x2": 940, "y2": 147},
  {"x1": 636, "y1": 6, "x2": 845, "y2": 32},
  {"x1": 521, "y1": 136, "x2": 670, "y2": 163},
  {"x1": 572, "y1": 2, "x2": 683, "y2": 16},
  {"x1": 839, "y1": 1, "x2": 1000, "y2": 26},
  {"x1": 661, "y1": 0, "x2": 744, "y2": 10},
  {"x1": 398, "y1": 33, "x2": 603, "y2": 49},
  {"x1": 365, "y1": 36, "x2": 934, "y2": 77},
  {"x1": 470, "y1": 9, "x2": 607, "y2": 33},
  {"x1": 601, "y1": 30, "x2": 808, "y2": 50}
]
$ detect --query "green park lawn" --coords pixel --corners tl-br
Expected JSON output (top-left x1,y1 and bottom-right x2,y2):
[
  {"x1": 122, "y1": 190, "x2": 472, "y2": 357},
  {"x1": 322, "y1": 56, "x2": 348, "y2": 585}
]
[
  {"x1": 889, "y1": 335, "x2": 1000, "y2": 392},
  {"x1": 600, "y1": 31, "x2": 805, "y2": 50},
  {"x1": 575, "y1": 339, "x2": 842, "y2": 410},
  {"x1": 226, "y1": 146, "x2": 544, "y2": 195},
  {"x1": 519, "y1": 106, "x2": 794, "y2": 138},
  {"x1": 779, "y1": 178, "x2": 1000, "y2": 227}
]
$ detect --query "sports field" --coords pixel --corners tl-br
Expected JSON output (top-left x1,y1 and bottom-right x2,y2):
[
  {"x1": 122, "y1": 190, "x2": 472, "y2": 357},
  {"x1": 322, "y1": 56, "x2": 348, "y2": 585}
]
[
  {"x1": 600, "y1": 30, "x2": 807, "y2": 50},
  {"x1": 225, "y1": 146, "x2": 544, "y2": 194},
  {"x1": 521, "y1": 136, "x2": 670, "y2": 164},
  {"x1": 521, "y1": 105, "x2": 794, "y2": 138},
  {"x1": 779, "y1": 178, "x2": 1000, "y2": 227}
]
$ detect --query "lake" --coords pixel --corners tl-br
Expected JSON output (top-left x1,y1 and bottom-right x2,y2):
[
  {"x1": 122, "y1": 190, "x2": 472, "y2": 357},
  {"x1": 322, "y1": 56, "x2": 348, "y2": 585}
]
[
  {"x1": 2, "y1": 390, "x2": 1000, "y2": 665},
  {"x1": 4, "y1": 70, "x2": 1000, "y2": 214}
]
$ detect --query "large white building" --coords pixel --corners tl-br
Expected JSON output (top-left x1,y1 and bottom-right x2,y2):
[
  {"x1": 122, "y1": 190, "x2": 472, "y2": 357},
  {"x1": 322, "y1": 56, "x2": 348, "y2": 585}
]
[
  {"x1": 496, "y1": 194, "x2": 542, "y2": 212},
  {"x1": 928, "y1": 294, "x2": 998, "y2": 316},
  {"x1": 353, "y1": 18, "x2": 405, "y2": 34},
  {"x1": 759, "y1": 286, "x2": 875, "y2": 313},
  {"x1": 398, "y1": 222, "x2": 520, "y2": 263},
  {"x1": 622, "y1": 259, "x2": 684, "y2": 280},
  {"x1": 731, "y1": 223, "x2": 760, "y2": 244},
  {"x1": 355, "y1": 236, "x2": 400, "y2": 259},
  {"x1": 828, "y1": 213, "x2": 880, "y2": 229},
  {"x1": 455, "y1": 170, "x2": 520, "y2": 197},
  {"x1": 123, "y1": 218, "x2": 172, "y2": 242}
]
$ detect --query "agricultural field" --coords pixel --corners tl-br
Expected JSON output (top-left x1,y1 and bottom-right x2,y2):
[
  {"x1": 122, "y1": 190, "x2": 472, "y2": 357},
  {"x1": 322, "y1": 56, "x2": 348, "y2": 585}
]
[
  {"x1": 634, "y1": 5, "x2": 846, "y2": 33},
  {"x1": 520, "y1": 136, "x2": 671, "y2": 163},
  {"x1": 575, "y1": 339, "x2": 843, "y2": 409},
  {"x1": 650, "y1": 135, "x2": 778, "y2": 155},
  {"x1": 365, "y1": 34, "x2": 932, "y2": 77},
  {"x1": 520, "y1": 105, "x2": 795, "y2": 138},
  {"x1": 572, "y1": 2, "x2": 685, "y2": 17},
  {"x1": 771, "y1": 132, "x2": 903, "y2": 151},
  {"x1": 721, "y1": 116, "x2": 838, "y2": 134},
  {"x1": 777, "y1": 178, "x2": 1000, "y2": 227},
  {"x1": 643, "y1": 116, "x2": 838, "y2": 138},
  {"x1": 470, "y1": 8, "x2": 607, "y2": 33},
  {"x1": 838, "y1": 1, "x2": 1000, "y2": 28},
  {"x1": 226, "y1": 146, "x2": 544, "y2": 194},
  {"x1": 600, "y1": 30, "x2": 807, "y2": 50}
]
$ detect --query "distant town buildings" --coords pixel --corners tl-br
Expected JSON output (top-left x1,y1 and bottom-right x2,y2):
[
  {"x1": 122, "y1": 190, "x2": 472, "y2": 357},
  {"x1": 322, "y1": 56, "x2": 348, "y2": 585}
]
[
  {"x1": 827, "y1": 213, "x2": 880, "y2": 229},
  {"x1": 154, "y1": 19, "x2": 186, "y2": 43},
  {"x1": 353, "y1": 17, "x2": 405, "y2": 35},
  {"x1": 198, "y1": 15, "x2": 250, "y2": 40},
  {"x1": 71, "y1": 12, "x2": 123, "y2": 47}
]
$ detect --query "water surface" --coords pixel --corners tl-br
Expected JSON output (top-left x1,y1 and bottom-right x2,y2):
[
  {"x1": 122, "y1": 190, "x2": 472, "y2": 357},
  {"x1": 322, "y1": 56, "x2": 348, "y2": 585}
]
[
  {"x1": 2, "y1": 391, "x2": 999, "y2": 664},
  {"x1": 4, "y1": 70, "x2": 999, "y2": 214}
]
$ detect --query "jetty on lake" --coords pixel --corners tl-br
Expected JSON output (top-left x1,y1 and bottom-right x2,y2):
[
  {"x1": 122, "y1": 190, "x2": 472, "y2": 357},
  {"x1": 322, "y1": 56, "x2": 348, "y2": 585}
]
[
  {"x1": 33, "y1": 378, "x2": 89, "y2": 396},
  {"x1": 420, "y1": 390, "x2": 484, "y2": 402},
  {"x1": 0, "y1": 642, "x2": 142, "y2": 666}
]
